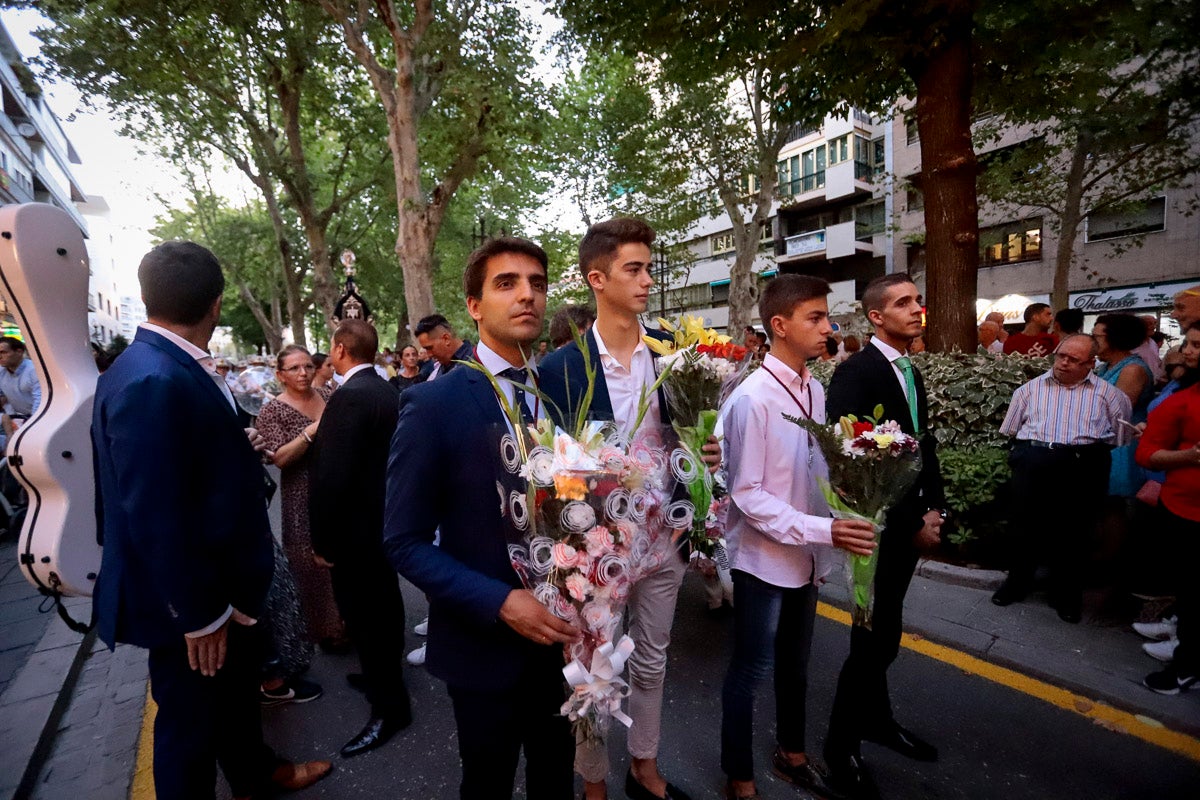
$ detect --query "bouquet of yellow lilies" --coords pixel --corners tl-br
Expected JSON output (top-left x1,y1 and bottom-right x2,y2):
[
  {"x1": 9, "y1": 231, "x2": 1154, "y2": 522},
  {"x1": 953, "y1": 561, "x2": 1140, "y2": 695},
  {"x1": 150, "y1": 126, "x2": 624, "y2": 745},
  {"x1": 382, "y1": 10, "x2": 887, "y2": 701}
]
[{"x1": 644, "y1": 315, "x2": 751, "y2": 555}]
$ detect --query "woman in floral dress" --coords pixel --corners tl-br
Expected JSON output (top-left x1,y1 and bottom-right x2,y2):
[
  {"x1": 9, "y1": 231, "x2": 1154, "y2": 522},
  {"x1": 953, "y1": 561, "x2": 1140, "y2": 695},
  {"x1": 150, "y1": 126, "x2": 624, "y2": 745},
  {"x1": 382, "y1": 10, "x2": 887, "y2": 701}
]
[{"x1": 257, "y1": 345, "x2": 349, "y2": 652}]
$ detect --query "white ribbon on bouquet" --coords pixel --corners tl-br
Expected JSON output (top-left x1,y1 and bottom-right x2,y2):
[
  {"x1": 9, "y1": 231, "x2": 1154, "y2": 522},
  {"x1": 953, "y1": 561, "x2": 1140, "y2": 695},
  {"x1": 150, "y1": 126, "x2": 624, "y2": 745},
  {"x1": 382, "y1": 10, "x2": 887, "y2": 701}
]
[{"x1": 560, "y1": 634, "x2": 637, "y2": 728}]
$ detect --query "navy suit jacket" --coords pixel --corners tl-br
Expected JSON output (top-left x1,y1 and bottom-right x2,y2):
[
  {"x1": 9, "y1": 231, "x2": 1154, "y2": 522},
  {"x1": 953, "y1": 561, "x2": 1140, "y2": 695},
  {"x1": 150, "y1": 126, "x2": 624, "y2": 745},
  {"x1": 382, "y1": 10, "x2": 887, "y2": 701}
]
[
  {"x1": 91, "y1": 328, "x2": 274, "y2": 649},
  {"x1": 826, "y1": 343, "x2": 945, "y2": 539},
  {"x1": 383, "y1": 363, "x2": 559, "y2": 691},
  {"x1": 537, "y1": 327, "x2": 672, "y2": 431}
]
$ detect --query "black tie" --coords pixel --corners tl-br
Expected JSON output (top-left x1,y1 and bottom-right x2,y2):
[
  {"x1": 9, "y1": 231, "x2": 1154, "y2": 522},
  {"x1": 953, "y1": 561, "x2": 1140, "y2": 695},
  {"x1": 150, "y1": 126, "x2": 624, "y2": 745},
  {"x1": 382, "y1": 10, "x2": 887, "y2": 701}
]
[{"x1": 499, "y1": 367, "x2": 534, "y2": 424}]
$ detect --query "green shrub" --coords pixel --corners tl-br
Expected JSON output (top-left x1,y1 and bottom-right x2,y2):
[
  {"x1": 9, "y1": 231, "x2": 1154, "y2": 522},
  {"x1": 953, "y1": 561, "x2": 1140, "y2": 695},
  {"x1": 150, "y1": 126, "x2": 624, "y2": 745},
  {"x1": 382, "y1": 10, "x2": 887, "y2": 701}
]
[
  {"x1": 809, "y1": 349, "x2": 1049, "y2": 448},
  {"x1": 808, "y1": 348, "x2": 1049, "y2": 558},
  {"x1": 938, "y1": 444, "x2": 1011, "y2": 547},
  {"x1": 913, "y1": 350, "x2": 1049, "y2": 448}
]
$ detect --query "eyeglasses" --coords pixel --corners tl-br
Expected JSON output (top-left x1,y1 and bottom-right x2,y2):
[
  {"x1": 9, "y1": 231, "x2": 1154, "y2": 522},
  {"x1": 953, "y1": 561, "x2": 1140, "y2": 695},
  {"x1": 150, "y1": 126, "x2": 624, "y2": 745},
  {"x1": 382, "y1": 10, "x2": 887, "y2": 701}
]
[
  {"x1": 1053, "y1": 352, "x2": 1092, "y2": 366},
  {"x1": 281, "y1": 364, "x2": 316, "y2": 373}
]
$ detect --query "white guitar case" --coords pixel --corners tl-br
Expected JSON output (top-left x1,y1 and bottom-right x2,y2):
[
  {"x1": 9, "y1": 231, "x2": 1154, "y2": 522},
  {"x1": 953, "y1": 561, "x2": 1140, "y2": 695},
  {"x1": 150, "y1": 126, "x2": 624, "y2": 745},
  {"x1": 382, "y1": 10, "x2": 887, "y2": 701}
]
[{"x1": 0, "y1": 203, "x2": 100, "y2": 611}]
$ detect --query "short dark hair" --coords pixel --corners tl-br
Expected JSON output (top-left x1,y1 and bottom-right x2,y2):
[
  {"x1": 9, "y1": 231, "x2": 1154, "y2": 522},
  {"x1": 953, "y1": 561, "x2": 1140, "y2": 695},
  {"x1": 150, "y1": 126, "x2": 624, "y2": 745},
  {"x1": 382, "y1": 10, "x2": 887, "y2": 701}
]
[
  {"x1": 463, "y1": 236, "x2": 549, "y2": 301},
  {"x1": 332, "y1": 319, "x2": 378, "y2": 364},
  {"x1": 758, "y1": 274, "x2": 831, "y2": 342},
  {"x1": 414, "y1": 314, "x2": 453, "y2": 338},
  {"x1": 1095, "y1": 312, "x2": 1146, "y2": 352},
  {"x1": 578, "y1": 218, "x2": 655, "y2": 281},
  {"x1": 549, "y1": 304, "x2": 596, "y2": 348},
  {"x1": 825, "y1": 337, "x2": 839, "y2": 357},
  {"x1": 1023, "y1": 302, "x2": 1051, "y2": 323},
  {"x1": 312, "y1": 352, "x2": 328, "y2": 368},
  {"x1": 139, "y1": 241, "x2": 224, "y2": 326},
  {"x1": 0, "y1": 336, "x2": 26, "y2": 353},
  {"x1": 1054, "y1": 307, "x2": 1084, "y2": 335},
  {"x1": 861, "y1": 273, "x2": 917, "y2": 320},
  {"x1": 275, "y1": 344, "x2": 310, "y2": 370}
]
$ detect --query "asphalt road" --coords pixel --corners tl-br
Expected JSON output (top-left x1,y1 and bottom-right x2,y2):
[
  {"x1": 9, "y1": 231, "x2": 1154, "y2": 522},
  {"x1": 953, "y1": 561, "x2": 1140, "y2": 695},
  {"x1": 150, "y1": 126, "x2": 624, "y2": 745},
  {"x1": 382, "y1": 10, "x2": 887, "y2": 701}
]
[{"x1": 237, "y1": 571, "x2": 1200, "y2": 800}]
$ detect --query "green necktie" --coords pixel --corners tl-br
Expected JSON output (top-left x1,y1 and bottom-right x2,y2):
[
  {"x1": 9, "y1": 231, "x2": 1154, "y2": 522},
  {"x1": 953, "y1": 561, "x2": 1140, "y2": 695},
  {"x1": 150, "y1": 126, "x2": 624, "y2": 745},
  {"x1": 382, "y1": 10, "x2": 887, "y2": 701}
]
[{"x1": 894, "y1": 356, "x2": 919, "y2": 433}]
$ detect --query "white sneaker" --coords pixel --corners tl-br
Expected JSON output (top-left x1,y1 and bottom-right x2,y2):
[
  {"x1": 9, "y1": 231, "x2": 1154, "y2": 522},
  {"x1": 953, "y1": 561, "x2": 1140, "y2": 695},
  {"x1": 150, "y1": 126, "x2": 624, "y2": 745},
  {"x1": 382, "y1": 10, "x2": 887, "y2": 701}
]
[
  {"x1": 1143, "y1": 638, "x2": 1178, "y2": 663},
  {"x1": 1133, "y1": 617, "x2": 1177, "y2": 641},
  {"x1": 406, "y1": 643, "x2": 427, "y2": 666},
  {"x1": 413, "y1": 617, "x2": 429, "y2": 636}
]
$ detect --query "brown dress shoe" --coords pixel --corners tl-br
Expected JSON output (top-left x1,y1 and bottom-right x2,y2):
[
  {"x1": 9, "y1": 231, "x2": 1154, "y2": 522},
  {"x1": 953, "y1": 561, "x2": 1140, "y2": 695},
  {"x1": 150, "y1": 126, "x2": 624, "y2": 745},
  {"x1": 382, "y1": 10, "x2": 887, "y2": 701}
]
[{"x1": 271, "y1": 760, "x2": 334, "y2": 791}]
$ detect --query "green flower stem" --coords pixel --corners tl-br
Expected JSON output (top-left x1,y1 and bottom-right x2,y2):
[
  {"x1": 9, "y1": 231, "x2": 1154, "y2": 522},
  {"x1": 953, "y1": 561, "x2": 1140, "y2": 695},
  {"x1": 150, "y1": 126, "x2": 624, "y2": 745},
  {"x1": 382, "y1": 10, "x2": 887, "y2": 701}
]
[
  {"x1": 674, "y1": 409, "x2": 719, "y2": 554},
  {"x1": 820, "y1": 480, "x2": 883, "y2": 628}
]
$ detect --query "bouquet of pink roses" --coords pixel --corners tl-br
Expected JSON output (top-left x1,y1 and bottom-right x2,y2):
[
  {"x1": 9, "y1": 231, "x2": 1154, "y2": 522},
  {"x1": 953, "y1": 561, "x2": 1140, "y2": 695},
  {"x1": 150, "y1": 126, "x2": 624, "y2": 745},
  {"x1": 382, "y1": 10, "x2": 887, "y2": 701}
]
[
  {"x1": 787, "y1": 406, "x2": 922, "y2": 628},
  {"x1": 503, "y1": 419, "x2": 680, "y2": 741}
]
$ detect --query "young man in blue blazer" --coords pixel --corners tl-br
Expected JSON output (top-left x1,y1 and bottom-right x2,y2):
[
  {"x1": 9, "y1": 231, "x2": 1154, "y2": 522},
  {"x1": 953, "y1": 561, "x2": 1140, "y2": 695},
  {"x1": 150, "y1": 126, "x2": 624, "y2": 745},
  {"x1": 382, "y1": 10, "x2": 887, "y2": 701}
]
[
  {"x1": 384, "y1": 237, "x2": 579, "y2": 799},
  {"x1": 540, "y1": 218, "x2": 715, "y2": 800},
  {"x1": 92, "y1": 242, "x2": 330, "y2": 799}
]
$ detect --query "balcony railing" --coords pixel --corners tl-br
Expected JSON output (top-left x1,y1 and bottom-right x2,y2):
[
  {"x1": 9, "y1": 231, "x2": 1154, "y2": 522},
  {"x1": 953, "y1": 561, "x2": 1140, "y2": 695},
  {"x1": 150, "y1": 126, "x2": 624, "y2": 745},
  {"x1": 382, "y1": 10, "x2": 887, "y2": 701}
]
[
  {"x1": 784, "y1": 230, "x2": 826, "y2": 257},
  {"x1": 782, "y1": 122, "x2": 821, "y2": 145},
  {"x1": 779, "y1": 171, "x2": 826, "y2": 198}
]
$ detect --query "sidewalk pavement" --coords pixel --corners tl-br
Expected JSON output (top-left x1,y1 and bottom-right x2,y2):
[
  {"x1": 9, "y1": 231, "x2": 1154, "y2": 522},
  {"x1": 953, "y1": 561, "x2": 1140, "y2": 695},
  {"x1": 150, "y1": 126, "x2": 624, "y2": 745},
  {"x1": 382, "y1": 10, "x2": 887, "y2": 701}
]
[{"x1": 2, "y1": 540, "x2": 1197, "y2": 800}]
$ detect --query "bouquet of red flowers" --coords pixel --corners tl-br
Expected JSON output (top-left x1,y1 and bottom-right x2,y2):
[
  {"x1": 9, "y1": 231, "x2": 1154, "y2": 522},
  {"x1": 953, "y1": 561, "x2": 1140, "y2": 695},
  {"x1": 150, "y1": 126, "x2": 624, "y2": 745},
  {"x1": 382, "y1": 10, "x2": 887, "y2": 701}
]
[{"x1": 788, "y1": 406, "x2": 922, "y2": 628}]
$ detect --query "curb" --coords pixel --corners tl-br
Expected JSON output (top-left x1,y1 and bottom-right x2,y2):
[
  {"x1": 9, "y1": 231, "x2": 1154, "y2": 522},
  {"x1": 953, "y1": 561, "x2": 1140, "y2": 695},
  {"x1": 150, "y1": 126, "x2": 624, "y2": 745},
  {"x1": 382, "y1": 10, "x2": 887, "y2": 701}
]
[
  {"x1": 915, "y1": 558, "x2": 1005, "y2": 591},
  {"x1": 0, "y1": 599, "x2": 92, "y2": 800},
  {"x1": 899, "y1": 611, "x2": 1200, "y2": 742}
]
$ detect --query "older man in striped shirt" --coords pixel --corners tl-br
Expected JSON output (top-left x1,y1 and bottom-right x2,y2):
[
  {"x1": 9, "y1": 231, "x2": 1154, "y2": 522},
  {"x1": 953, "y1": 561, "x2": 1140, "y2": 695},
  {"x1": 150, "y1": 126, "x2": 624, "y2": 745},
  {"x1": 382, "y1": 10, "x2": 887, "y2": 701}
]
[{"x1": 991, "y1": 333, "x2": 1132, "y2": 623}]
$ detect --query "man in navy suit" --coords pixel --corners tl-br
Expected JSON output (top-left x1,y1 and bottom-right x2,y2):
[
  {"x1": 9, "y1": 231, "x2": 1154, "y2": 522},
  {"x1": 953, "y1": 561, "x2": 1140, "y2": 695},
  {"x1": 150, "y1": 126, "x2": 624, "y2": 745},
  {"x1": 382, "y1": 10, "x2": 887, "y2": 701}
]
[
  {"x1": 92, "y1": 242, "x2": 330, "y2": 800},
  {"x1": 384, "y1": 236, "x2": 579, "y2": 799},
  {"x1": 822, "y1": 273, "x2": 946, "y2": 800},
  {"x1": 540, "y1": 218, "x2": 710, "y2": 800},
  {"x1": 309, "y1": 319, "x2": 412, "y2": 758}
]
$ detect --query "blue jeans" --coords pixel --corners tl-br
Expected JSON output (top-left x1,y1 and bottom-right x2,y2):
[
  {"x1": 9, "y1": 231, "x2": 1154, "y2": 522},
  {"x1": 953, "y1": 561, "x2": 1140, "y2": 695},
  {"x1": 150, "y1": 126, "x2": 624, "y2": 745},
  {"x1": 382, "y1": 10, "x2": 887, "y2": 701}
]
[{"x1": 720, "y1": 570, "x2": 818, "y2": 781}]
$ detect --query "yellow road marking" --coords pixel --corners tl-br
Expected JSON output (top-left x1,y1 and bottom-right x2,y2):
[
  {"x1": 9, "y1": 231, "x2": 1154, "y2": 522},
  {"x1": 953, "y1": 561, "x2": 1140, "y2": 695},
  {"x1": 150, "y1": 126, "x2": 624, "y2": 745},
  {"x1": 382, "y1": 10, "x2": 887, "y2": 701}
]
[
  {"x1": 816, "y1": 601, "x2": 1200, "y2": 764},
  {"x1": 131, "y1": 689, "x2": 155, "y2": 800}
]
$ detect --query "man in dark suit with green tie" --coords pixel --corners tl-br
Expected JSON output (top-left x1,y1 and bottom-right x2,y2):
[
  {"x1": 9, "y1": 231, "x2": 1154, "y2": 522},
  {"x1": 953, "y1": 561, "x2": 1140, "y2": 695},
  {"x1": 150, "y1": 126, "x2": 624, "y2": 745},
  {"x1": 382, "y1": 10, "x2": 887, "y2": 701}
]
[{"x1": 822, "y1": 273, "x2": 946, "y2": 800}]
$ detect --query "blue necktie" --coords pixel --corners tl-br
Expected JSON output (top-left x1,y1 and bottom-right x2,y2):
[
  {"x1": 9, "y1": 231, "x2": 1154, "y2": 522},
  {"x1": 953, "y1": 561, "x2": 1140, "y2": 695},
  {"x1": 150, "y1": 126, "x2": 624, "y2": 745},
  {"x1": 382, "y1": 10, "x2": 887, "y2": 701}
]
[{"x1": 499, "y1": 367, "x2": 534, "y2": 424}]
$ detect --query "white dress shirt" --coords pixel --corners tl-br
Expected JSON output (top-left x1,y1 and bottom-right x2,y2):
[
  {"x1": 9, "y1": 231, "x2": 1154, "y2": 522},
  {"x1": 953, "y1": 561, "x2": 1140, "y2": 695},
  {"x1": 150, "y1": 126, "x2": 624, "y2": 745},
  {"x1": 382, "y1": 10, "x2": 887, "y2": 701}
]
[
  {"x1": 475, "y1": 340, "x2": 540, "y2": 423},
  {"x1": 869, "y1": 335, "x2": 912, "y2": 403},
  {"x1": 340, "y1": 362, "x2": 374, "y2": 382},
  {"x1": 141, "y1": 323, "x2": 236, "y2": 411},
  {"x1": 720, "y1": 353, "x2": 835, "y2": 589},
  {"x1": 593, "y1": 323, "x2": 661, "y2": 437}
]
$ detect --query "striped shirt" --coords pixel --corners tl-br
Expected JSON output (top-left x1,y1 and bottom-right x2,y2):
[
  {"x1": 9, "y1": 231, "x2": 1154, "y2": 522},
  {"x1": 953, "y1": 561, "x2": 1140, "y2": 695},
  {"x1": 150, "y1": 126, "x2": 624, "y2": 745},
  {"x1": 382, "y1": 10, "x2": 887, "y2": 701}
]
[{"x1": 1000, "y1": 370, "x2": 1132, "y2": 446}]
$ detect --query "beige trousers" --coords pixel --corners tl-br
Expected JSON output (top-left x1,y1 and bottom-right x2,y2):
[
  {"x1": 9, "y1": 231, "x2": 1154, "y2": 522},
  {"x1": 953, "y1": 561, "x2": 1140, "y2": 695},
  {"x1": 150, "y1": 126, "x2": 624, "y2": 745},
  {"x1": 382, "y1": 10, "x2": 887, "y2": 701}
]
[{"x1": 575, "y1": 547, "x2": 688, "y2": 783}]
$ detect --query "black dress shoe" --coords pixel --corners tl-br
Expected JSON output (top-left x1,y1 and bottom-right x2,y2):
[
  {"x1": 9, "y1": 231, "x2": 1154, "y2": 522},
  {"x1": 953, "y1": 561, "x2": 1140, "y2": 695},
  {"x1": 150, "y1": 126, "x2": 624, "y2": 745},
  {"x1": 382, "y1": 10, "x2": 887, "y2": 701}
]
[
  {"x1": 991, "y1": 580, "x2": 1028, "y2": 607},
  {"x1": 863, "y1": 722, "x2": 938, "y2": 762},
  {"x1": 823, "y1": 751, "x2": 880, "y2": 800},
  {"x1": 625, "y1": 769, "x2": 693, "y2": 800},
  {"x1": 340, "y1": 713, "x2": 411, "y2": 758},
  {"x1": 770, "y1": 749, "x2": 844, "y2": 799}
]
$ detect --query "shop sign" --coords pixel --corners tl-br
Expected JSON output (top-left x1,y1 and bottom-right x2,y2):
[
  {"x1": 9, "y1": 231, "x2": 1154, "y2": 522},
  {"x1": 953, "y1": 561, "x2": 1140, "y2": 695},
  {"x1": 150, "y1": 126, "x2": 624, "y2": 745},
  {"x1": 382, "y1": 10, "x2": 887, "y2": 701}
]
[{"x1": 1070, "y1": 280, "x2": 1197, "y2": 313}]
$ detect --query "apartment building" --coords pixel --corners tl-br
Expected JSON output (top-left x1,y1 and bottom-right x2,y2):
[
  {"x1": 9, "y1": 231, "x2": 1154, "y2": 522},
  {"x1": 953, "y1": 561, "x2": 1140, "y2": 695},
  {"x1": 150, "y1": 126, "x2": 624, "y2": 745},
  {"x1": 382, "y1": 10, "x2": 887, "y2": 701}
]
[
  {"x1": 654, "y1": 101, "x2": 1198, "y2": 340},
  {"x1": 654, "y1": 109, "x2": 892, "y2": 331},
  {"x1": 79, "y1": 195, "x2": 122, "y2": 344},
  {"x1": 892, "y1": 110, "x2": 1199, "y2": 339}
]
